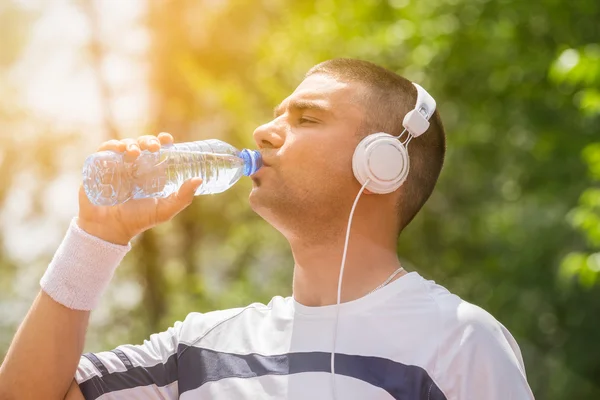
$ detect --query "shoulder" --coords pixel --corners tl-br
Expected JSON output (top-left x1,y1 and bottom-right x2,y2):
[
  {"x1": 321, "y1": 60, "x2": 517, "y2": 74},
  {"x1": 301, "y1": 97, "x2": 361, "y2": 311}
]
[
  {"x1": 418, "y1": 277, "x2": 527, "y2": 372},
  {"x1": 178, "y1": 295, "x2": 291, "y2": 345},
  {"x1": 445, "y1": 299, "x2": 523, "y2": 365},
  {"x1": 416, "y1": 278, "x2": 533, "y2": 398},
  {"x1": 417, "y1": 278, "x2": 533, "y2": 399},
  {"x1": 419, "y1": 277, "x2": 513, "y2": 343}
]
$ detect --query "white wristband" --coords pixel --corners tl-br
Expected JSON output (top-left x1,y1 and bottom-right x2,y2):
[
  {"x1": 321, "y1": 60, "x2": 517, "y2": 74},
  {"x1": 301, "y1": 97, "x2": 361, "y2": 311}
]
[{"x1": 40, "y1": 218, "x2": 131, "y2": 311}]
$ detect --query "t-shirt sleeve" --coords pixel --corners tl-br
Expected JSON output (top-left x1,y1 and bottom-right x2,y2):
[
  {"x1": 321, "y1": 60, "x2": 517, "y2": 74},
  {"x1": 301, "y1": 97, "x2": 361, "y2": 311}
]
[
  {"x1": 436, "y1": 303, "x2": 535, "y2": 400},
  {"x1": 75, "y1": 320, "x2": 183, "y2": 400}
]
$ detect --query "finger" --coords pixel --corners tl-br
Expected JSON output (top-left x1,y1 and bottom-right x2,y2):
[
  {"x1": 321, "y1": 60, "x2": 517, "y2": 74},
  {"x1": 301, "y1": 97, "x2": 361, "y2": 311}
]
[
  {"x1": 97, "y1": 139, "x2": 125, "y2": 153},
  {"x1": 180, "y1": 177, "x2": 203, "y2": 198},
  {"x1": 157, "y1": 132, "x2": 174, "y2": 146},
  {"x1": 123, "y1": 142, "x2": 141, "y2": 163},
  {"x1": 120, "y1": 138, "x2": 136, "y2": 147},
  {"x1": 172, "y1": 178, "x2": 203, "y2": 209},
  {"x1": 156, "y1": 178, "x2": 203, "y2": 221},
  {"x1": 137, "y1": 135, "x2": 161, "y2": 153}
]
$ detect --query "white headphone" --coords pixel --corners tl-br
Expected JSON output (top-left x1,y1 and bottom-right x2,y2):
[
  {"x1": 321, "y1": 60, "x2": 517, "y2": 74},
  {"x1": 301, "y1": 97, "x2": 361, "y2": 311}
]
[{"x1": 351, "y1": 82, "x2": 437, "y2": 193}]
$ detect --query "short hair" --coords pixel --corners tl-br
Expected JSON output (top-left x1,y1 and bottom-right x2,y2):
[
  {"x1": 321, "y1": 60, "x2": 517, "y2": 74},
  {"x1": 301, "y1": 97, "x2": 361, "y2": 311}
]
[{"x1": 305, "y1": 58, "x2": 446, "y2": 235}]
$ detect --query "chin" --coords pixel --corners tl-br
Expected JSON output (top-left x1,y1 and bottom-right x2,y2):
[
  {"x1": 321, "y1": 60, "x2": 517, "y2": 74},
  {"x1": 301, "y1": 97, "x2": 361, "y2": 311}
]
[
  {"x1": 248, "y1": 188, "x2": 284, "y2": 225},
  {"x1": 248, "y1": 186, "x2": 269, "y2": 214},
  {"x1": 248, "y1": 187, "x2": 259, "y2": 208}
]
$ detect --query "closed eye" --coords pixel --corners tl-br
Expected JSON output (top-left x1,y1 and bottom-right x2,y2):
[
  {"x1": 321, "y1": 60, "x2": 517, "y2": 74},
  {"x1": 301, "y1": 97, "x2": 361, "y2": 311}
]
[{"x1": 299, "y1": 117, "x2": 318, "y2": 124}]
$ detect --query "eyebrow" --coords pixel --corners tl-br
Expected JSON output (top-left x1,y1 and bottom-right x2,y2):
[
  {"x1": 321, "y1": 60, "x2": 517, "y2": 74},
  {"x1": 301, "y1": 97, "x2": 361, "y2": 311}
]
[{"x1": 273, "y1": 99, "x2": 331, "y2": 118}]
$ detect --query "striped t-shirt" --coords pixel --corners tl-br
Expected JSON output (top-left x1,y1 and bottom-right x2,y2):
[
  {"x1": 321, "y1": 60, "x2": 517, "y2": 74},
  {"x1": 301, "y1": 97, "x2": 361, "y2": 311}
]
[{"x1": 75, "y1": 271, "x2": 534, "y2": 399}]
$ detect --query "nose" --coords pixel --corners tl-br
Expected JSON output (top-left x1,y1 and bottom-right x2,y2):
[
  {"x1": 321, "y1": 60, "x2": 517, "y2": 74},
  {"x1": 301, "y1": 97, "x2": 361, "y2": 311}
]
[{"x1": 253, "y1": 119, "x2": 285, "y2": 149}]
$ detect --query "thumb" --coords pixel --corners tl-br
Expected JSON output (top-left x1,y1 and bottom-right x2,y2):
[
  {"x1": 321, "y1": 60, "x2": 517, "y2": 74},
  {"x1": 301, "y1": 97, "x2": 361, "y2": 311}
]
[
  {"x1": 158, "y1": 178, "x2": 203, "y2": 219},
  {"x1": 179, "y1": 177, "x2": 203, "y2": 201}
]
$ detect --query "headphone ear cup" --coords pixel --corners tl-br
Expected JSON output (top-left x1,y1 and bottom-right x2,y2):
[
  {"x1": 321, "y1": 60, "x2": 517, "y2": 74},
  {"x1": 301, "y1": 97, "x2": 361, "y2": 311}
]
[{"x1": 352, "y1": 133, "x2": 410, "y2": 194}]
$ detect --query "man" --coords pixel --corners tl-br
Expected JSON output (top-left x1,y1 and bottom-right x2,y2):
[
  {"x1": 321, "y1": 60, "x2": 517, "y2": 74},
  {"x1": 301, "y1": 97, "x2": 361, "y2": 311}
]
[{"x1": 0, "y1": 59, "x2": 534, "y2": 399}]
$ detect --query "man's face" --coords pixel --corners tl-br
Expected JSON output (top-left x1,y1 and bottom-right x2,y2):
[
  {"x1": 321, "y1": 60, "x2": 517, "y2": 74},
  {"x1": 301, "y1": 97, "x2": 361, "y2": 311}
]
[{"x1": 249, "y1": 73, "x2": 366, "y2": 235}]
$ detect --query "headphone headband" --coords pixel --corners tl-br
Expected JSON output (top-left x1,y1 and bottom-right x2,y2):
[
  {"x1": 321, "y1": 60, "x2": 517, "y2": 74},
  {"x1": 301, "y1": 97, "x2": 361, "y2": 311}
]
[{"x1": 402, "y1": 83, "x2": 437, "y2": 138}]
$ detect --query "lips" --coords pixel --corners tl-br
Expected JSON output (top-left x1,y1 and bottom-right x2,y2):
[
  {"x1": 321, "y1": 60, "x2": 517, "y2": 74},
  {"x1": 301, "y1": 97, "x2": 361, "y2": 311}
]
[
  {"x1": 258, "y1": 154, "x2": 274, "y2": 168},
  {"x1": 258, "y1": 149, "x2": 277, "y2": 167}
]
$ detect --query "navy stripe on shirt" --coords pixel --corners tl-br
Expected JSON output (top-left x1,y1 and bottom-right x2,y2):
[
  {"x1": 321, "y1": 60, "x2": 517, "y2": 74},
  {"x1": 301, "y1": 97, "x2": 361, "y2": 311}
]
[
  {"x1": 82, "y1": 353, "x2": 109, "y2": 376},
  {"x1": 78, "y1": 345, "x2": 446, "y2": 400},
  {"x1": 111, "y1": 349, "x2": 134, "y2": 370},
  {"x1": 79, "y1": 352, "x2": 178, "y2": 399}
]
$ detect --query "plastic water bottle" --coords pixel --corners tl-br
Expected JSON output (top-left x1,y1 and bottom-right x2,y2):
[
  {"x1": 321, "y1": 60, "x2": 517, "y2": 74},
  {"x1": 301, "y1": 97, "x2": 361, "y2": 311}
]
[{"x1": 82, "y1": 139, "x2": 262, "y2": 206}]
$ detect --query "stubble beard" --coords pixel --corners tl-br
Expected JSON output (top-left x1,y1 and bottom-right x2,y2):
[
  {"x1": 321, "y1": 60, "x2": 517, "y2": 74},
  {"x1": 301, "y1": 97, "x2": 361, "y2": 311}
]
[{"x1": 250, "y1": 181, "x2": 352, "y2": 245}]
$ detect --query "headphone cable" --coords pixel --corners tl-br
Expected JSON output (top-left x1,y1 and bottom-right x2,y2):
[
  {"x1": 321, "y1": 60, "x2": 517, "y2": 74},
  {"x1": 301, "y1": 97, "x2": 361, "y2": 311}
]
[{"x1": 330, "y1": 178, "x2": 370, "y2": 400}]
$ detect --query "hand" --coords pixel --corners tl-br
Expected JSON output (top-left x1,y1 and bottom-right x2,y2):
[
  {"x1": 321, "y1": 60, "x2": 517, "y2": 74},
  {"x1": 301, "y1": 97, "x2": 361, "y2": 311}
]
[{"x1": 77, "y1": 133, "x2": 203, "y2": 245}]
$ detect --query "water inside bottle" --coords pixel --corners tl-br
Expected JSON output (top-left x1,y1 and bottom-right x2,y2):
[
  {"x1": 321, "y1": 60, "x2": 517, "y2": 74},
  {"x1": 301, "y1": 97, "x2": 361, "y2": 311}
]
[
  {"x1": 83, "y1": 140, "x2": 256, "y2": 206},
  {"x1": 131, "y1": 149, "x2": 245, "y2": 199}
]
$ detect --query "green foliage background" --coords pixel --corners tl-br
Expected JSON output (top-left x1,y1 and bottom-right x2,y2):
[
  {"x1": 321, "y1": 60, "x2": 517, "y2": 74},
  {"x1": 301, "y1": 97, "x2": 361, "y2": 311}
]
[{"x1": 1, "y1": 0, "x2": 599, "y2": 398}]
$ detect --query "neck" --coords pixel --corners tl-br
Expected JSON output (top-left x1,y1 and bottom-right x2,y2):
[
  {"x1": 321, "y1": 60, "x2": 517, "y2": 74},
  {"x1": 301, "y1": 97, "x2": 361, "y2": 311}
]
[{"x1": 289, "y1": 218, "x2": 404, "y2": 307}]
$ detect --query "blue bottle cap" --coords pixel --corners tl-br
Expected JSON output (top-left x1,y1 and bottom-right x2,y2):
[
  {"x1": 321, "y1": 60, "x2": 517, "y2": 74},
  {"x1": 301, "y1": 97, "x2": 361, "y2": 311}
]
[{"x1": 240, "y1": 149, "x2": 262, "y2": 176}]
